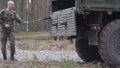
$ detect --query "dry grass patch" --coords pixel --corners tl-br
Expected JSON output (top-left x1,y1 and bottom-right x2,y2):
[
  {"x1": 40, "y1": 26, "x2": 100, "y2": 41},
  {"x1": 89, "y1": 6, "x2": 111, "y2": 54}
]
[{"x1": 15, "y1": 31, "x2": 49, "y2": 36}]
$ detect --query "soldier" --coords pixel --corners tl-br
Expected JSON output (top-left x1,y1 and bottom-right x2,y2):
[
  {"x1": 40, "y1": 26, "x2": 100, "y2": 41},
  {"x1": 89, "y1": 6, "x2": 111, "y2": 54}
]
[{"x1": 0, "y1": 1, "x2": 28, "y2": 60}]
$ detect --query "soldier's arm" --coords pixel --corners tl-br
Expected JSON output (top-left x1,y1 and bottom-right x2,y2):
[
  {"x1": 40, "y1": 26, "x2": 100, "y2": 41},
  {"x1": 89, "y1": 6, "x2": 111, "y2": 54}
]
[
  {"x1": 16, "y1": 16, "x2": 23, "y2": 23},
  {"x1": 0, "y1": 10, "x2": 6, "y2": 26},
  {"x1": 0, "y1": 15, "x2": 4, "y2": 23},
  {"x1": 14, "y1": 11, "x2": 28, "y2": 24},
  {"x1": 14, "y1": 11, "x2": 23, "y2": 23}
]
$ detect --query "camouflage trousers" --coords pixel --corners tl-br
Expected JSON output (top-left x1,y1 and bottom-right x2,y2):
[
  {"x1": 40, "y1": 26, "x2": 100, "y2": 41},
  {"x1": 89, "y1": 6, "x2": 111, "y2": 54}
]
[{"x1": 1, "y1": 31, "x2": 15, "y2": 59}]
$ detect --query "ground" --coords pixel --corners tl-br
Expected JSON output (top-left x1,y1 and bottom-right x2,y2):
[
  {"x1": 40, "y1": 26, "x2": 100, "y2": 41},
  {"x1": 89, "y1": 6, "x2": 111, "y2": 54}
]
[{"x1": 0, "y1": 32, "x2": 110, "y2": 68}]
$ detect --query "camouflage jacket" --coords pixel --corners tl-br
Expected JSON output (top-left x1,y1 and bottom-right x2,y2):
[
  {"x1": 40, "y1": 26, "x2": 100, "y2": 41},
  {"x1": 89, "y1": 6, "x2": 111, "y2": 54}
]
[{"x1": 0, "y1": 9, "x2": 22, "y2": 32}]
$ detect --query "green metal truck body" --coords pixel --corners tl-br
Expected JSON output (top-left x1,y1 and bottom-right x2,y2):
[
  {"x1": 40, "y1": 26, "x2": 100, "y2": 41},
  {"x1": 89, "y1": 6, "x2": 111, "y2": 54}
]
[
  {"x1": 76, "y1": 0, "x2": 120, "y2": 11},
  {"x1": 50, "y1": 7, "x2": 76, "y2": 38},
  {"x1": 50, "y1": 0, "x2": 120, "y2": 67}
]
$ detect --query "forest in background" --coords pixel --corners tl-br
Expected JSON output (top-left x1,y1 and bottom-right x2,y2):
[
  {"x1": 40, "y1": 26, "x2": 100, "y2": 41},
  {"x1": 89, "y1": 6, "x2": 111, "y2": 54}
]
[{"x1": 0, "y1": 0, "x2": 52, "y2": 32}]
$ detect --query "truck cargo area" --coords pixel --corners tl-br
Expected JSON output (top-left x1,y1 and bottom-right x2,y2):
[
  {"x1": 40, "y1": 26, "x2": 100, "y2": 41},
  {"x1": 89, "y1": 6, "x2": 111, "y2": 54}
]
[{"x1": 52, "y1": 0, "x2": 75, "y2": 12}]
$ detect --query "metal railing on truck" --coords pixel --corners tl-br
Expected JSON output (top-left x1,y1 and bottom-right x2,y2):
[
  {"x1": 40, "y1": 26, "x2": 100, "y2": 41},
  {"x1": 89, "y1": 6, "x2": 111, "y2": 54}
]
[{"x1": 76, "y1": 0, "x2": 120, "y2": 11}]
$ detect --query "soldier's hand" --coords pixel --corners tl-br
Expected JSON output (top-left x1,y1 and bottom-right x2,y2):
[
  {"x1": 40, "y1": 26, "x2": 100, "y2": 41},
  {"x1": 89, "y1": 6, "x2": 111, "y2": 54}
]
[
  {"x1": 24, "y1": 21, "x2": 29, "y2": 24},
  {"x1": 5, "y1": 24, "x2": 11, "y2": 28}
]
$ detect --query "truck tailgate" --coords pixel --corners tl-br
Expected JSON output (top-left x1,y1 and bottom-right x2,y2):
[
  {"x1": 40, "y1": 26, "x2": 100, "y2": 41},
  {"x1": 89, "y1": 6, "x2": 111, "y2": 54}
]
[{"x1": 50, "y1": 7, "x2": 76, "y2": 37}]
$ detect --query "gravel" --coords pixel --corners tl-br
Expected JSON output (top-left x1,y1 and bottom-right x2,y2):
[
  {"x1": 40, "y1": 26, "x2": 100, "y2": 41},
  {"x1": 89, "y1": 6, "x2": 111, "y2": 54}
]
[
  {"x1": 0, "y1": 49, "x2": 82, "y2": 62},
  {"x1": 16, "y1": 49, "x2": 82, "y2": 62}
]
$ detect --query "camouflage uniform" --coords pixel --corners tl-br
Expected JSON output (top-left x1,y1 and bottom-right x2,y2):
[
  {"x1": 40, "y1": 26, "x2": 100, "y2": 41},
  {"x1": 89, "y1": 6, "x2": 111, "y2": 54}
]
[{"x1": 0, "y1": 9, "x2": 22, "y2": 60}]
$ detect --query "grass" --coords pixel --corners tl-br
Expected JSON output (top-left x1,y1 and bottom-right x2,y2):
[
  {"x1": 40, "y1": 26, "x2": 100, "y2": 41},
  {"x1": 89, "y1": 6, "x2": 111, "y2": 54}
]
[
  {"x1": 59, "y1": 57, "x2": 79, "y2": 68},
  {"x1": 30, "y1": 54, "x2": 39, "y2": 68},
  {"x1": 30, "y1": 55, "x2": 80, "y2": 68},
  {"x1": 15, "y1": 31, "x2": 49, "y2": 36},
  {"x1": 96, "y1": 62, "x2": 102, "y2": 68}
]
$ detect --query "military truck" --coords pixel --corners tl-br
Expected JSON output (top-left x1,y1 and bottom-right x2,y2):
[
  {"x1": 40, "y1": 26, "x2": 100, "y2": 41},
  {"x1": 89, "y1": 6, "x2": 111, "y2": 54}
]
[{"x1": 50, "y1": 0, "x2": 120, "y2": 67}]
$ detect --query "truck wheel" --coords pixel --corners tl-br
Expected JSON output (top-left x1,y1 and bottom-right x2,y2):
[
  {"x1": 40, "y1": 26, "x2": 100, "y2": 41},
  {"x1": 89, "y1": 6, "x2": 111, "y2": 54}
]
[
  {"x1": 75, "y1": 39, "x2": 101, "y2": 62},
  {"x1": 98, "y1": 19, "x2": 120, "y2": 67}
]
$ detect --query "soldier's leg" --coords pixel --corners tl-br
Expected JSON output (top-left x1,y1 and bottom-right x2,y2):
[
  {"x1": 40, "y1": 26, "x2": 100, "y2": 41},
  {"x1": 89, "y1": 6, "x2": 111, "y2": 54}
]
[
  {"x1": 1, "y1": 32, "x2": 7, "y2": 60},
  {"x1": 8, "y1": 32, "x2": 15, "y2": 60}
]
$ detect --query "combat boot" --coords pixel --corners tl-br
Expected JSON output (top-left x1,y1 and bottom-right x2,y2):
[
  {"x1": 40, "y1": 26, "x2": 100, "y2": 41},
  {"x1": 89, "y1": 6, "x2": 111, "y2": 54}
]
[
  {"x1": 10, "y1": 54, "x2": 14, "y2": 60},
  {"x1": 3, "y1": 54, "x2": 7, "y2": 60},
  {"x1": 10, "y1": 54, "x2": 17, "y2": 61}
]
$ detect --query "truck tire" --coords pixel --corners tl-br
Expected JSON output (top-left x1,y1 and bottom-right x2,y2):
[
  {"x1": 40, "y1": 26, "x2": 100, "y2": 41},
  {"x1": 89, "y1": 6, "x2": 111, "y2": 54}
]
[
  {"x1": 98, "y1": 19, "x2": 120, "y2": 67},
  {"x1": 75, "y1": 39, "x2": 101, "y2": 62}
]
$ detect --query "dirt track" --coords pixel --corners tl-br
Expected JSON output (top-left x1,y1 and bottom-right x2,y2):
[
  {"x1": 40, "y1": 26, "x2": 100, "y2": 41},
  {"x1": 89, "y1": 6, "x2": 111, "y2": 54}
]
[{"x1": 0, "y1": 32, "x2": 110, "y2": 68}]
